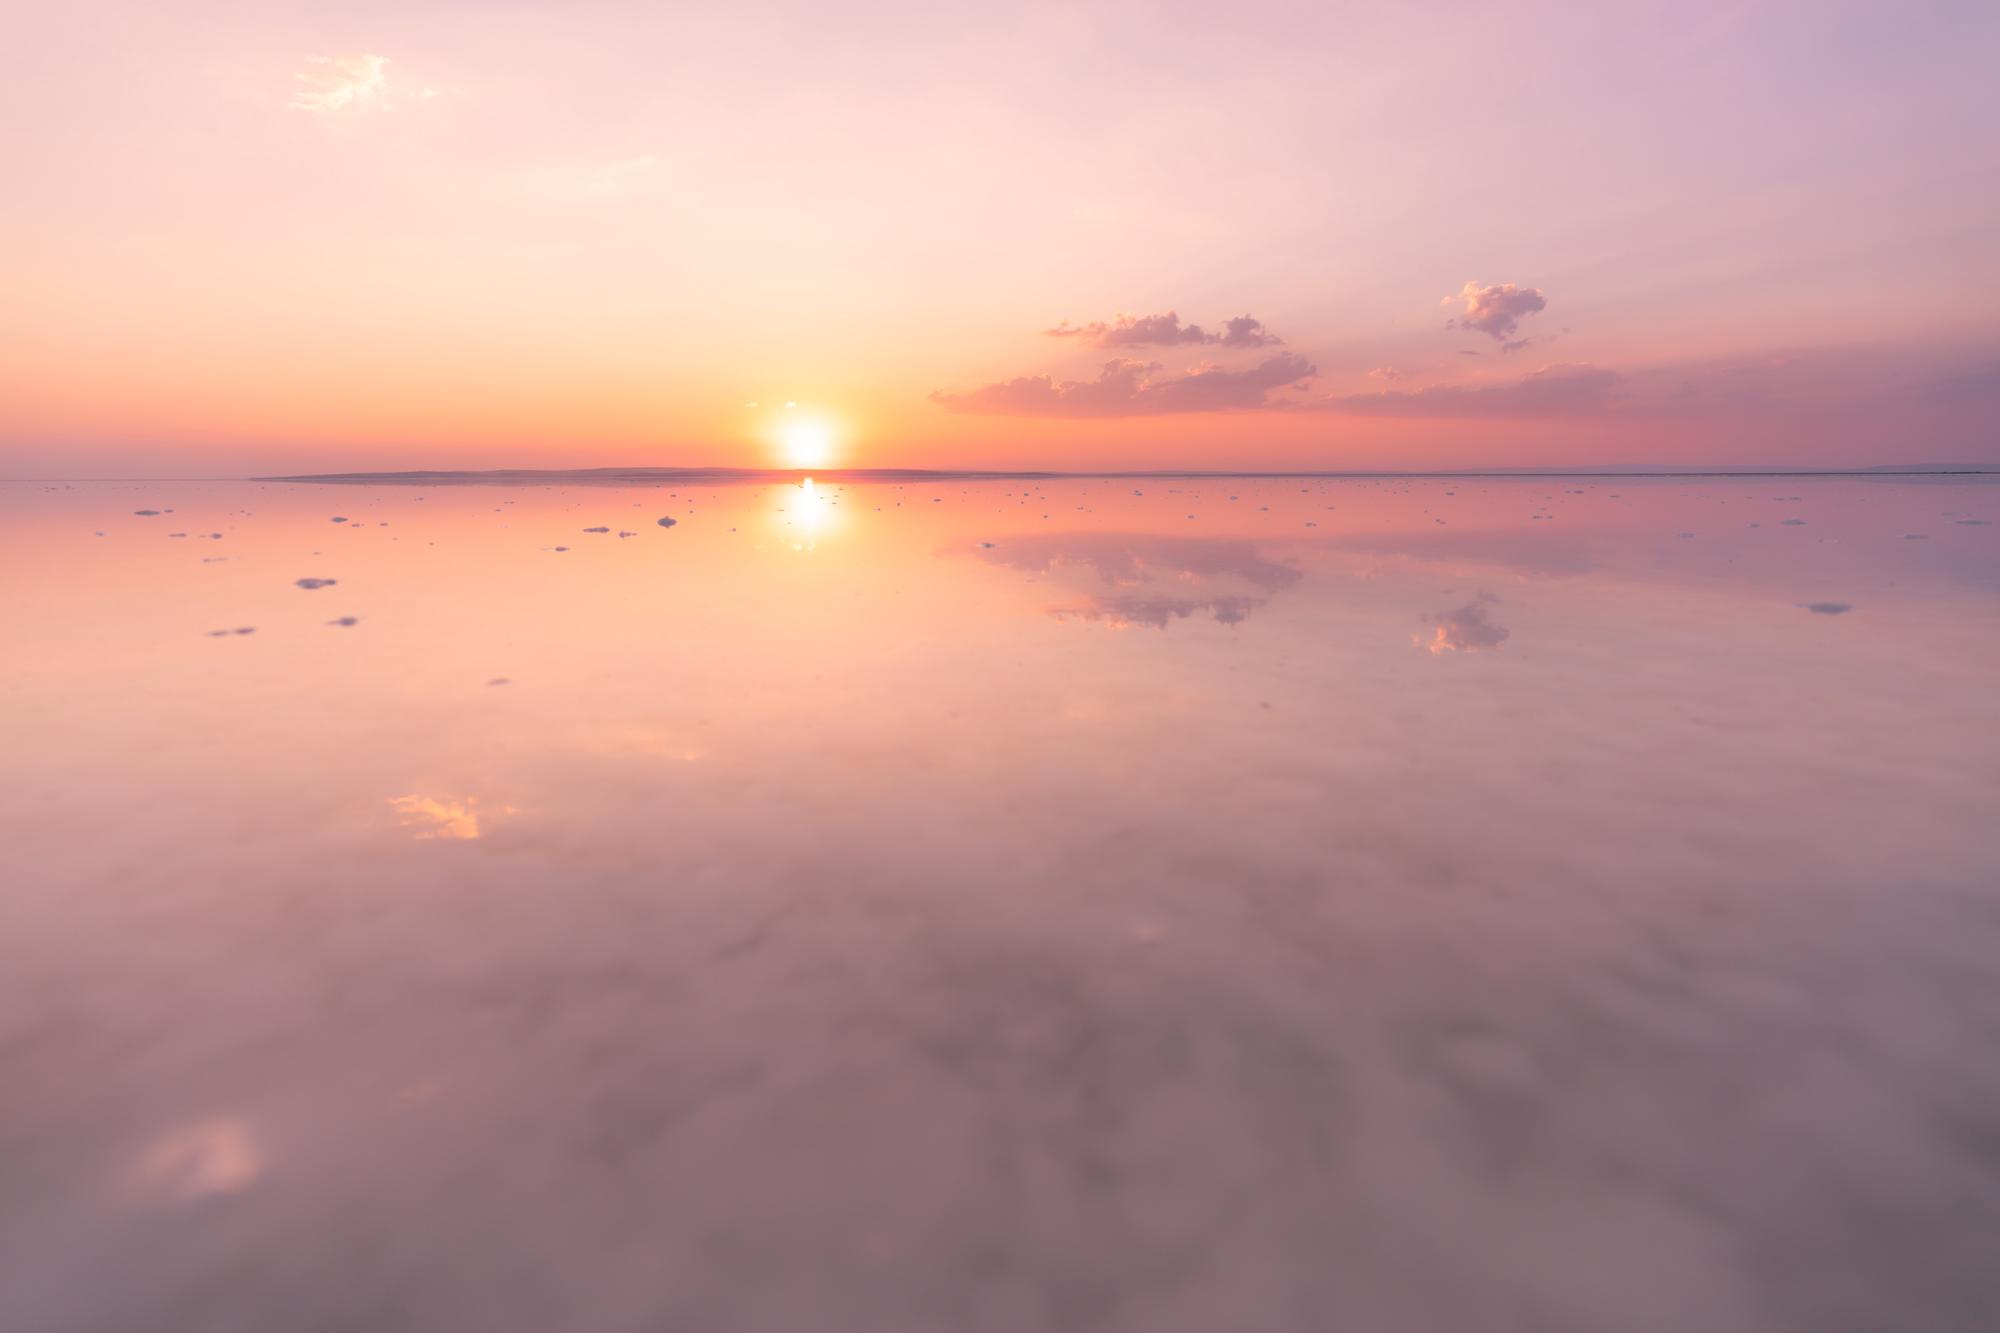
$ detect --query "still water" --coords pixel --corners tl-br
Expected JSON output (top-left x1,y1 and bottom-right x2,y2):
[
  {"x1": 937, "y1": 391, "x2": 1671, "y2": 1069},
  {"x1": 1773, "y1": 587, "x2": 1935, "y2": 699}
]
[{"x1": 2, "y1": 475, "x2": 1997, "y2": 1332}]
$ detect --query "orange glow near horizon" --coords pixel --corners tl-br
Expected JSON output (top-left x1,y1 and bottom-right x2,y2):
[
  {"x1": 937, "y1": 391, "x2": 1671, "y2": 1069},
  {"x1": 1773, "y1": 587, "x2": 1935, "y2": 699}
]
[{"x1": 0, "y1": 5, "x2": 1995, "y2": 478}]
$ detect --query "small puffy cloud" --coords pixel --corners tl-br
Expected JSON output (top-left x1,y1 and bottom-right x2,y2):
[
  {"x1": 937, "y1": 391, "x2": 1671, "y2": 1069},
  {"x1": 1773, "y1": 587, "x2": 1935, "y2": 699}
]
[
  {"x1": 1219, "y1": 316, "x2": 1283, "y2": 348},
  {"x1": 1447, "y1": 281, "x2": 1548, "y2": 342},
  {"x1": 1418, "y1": 597, "x2": 1511, "y2": 654},
  {"x1": 1315, "y1": 363, "x2": 1620, "y2": 418},
  {"x1": 1368, "y1": 367, "x2": 1402, "y2": 382},
  {"x1": 933, "y1": 353, "x2": 1316, "y2": 417},
  {"x1": 1044, "y1": 311, "x2": 1283, "y2": 349},
  {"x1": 290, "y1": 54, "x2": 436, "y2": 115},
  {"x1": 1047, "y1": 312, "x2": 1211, "y2": 347}
]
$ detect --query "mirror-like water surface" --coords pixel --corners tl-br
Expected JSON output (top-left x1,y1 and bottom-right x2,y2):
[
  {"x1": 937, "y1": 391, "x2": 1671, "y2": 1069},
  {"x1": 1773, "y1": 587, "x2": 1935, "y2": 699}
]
[{"x1": 2, "y1": 476, "x2": 1997, "y2": 1332}]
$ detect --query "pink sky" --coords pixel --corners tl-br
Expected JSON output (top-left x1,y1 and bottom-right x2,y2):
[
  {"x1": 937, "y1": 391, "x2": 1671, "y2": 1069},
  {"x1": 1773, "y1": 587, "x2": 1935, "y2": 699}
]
[{"x1": 3, "y1": 0, "x2": 1997, "y2": 476}]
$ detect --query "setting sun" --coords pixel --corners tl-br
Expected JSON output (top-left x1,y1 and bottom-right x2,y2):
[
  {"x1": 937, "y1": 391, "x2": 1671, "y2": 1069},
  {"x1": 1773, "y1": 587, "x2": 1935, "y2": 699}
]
[{"x1": 778, "y1": 417, "x2": 837, "y2": 470}]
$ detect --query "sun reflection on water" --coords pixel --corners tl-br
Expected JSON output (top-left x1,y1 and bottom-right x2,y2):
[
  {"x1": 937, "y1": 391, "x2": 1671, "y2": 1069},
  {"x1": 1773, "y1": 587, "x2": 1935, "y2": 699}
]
[{"x1": 774, "y1": 478, "x2": 840, "y2": 550}]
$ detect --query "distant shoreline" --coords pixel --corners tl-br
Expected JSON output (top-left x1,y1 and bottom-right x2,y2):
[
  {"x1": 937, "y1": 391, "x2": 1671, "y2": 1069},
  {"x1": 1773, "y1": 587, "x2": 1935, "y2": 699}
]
[{"x1": 248, "y1": 464, "x2": 2000, "y2": 487}]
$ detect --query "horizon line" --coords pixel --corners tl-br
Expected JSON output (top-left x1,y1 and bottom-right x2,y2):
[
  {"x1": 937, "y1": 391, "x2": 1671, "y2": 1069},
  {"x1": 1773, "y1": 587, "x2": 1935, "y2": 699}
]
[
  {"x1": 252, "y1": 463, "x2": 2000, "y2": 486},
  {"x1": 8, "y1": 463, "x2": 1998, "y2": 485}
]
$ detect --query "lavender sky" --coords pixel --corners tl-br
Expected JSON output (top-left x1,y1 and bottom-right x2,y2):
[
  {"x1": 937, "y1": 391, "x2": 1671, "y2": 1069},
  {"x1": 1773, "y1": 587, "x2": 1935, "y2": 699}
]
[{"x1": 3, "y1": 0, "x2": 1996, "y2": 475}]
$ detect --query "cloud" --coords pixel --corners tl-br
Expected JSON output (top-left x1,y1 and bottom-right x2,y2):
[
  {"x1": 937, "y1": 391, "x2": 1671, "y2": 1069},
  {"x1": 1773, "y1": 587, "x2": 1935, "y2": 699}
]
[
  {"x1": 935, "y1": 358, "x2": 1152, "y2": 415},
  {"x1": 1047, "y1": 312, "x2": 1211, "y2": 347},
  {"x1": 388, "y1": 793, "x2": 489, "y2": 840},
  {"x1": 1053, "y1": 594, "x2": 1269, "y2": 629},
  {"x1": 1368, "y1": 367, "x2": 1403, "y2": 382},
  {"x1": 934, "y1": 352, "x2": 1316, "y2": 417},
  {"x1": 1314, "y1": 363, "x2": 1620, "y2": 419},
  {"x1": 1447, "y1": 281, "x2": 1548, "y2": 342},
  {"x1": 136, "y1": 1118, "x2": 261, "y2": 1199},
  {"x1": 967, "y1": 534, "x2": 1303, "y2": 629},
  {"x1": 1417, "y1": 596, "x2": 1511, "y2": 654},
  {"x1": 1043, "y1": 311, "x2": 1282, "y2": 349},
  {"x1": 290, "y1": 54, "x2": 436, "y2": 115},
  {"x1": 1218, "y1": 316, "x2": 1283, "y2": 348},
  {"x1": 972, "y1": 534, "x2": 1304, "y2": 592}
]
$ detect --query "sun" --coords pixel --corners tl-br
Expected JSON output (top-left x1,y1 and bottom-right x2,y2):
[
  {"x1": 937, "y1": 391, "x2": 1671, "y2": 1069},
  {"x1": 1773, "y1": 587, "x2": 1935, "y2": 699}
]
[{"x1": 778, "y1": 417, "x2": 837, "y2": 470}]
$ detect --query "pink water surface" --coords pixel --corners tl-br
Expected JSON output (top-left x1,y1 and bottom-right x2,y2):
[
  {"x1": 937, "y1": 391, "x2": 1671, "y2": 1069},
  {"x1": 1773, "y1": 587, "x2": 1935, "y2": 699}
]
[{"x1": 2, "y1": 474, "x2": 1997, "y2": 1332}]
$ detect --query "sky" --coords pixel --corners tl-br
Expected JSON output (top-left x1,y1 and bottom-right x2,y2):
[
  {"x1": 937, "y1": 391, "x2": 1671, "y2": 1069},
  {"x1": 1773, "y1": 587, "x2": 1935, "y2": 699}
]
[{"x1": 3, "y1": 0, "x2": 1997, "y2": 476}]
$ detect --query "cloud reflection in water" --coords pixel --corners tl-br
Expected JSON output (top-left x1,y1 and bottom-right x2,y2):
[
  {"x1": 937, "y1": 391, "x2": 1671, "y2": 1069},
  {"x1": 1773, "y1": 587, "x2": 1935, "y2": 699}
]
[
  {"x1": 388, "y1": 794, "x2": 494, "y2": 840},
  {"x1": 967, "y1": 533, "x2": 1303, "y2": 628},
  {"x1": 1418, "y1": 595, "x2": 1512, "y2": 653}
]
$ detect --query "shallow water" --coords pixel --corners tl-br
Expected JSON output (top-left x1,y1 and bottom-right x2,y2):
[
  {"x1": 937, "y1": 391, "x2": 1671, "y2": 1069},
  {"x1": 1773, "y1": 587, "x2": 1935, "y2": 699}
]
[{"x1": 2, "y1": 474, "x2": 1998, "y2": 1332}]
